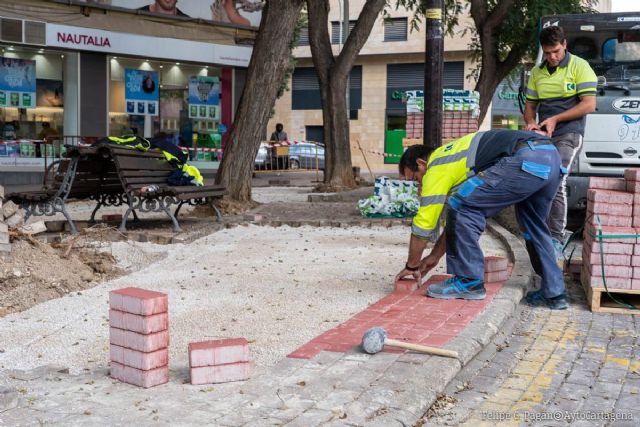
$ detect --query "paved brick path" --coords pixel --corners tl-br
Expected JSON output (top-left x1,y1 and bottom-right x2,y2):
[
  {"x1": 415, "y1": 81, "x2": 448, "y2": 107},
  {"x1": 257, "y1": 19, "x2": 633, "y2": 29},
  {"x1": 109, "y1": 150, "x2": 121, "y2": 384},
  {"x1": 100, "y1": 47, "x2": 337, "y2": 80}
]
[
  {"x1": 424, "y1": 277, "x2": 640, "y2": 427},
  {"x1": 289, "y1": 275, "x2": 505, "y2": 359}
]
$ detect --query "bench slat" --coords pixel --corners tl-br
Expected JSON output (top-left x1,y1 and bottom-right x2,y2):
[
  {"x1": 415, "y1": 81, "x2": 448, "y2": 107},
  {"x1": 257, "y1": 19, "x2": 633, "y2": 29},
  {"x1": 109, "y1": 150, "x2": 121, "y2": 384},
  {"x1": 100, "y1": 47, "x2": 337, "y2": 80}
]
[{"x1": 114, "y1": 155, "x2": 175, "y2": 171}]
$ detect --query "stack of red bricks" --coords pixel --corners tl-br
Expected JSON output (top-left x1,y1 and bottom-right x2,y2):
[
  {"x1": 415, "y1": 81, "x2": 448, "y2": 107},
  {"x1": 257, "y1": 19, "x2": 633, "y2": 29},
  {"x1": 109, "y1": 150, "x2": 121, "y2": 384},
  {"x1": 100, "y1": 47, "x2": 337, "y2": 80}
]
[
  {"x1": 581, "y1": 171, "x2": 640, "y2": 290},
  {"x1": 406, "y1": 112, "x2": 424, "y2": 139},
  {"x1": 442, "y1": 112, "x2": 479, "y2": 140},
  {"x1": 188, "y1": 338, "x2": 250, "y2": 385},
  {"x1": 484, "y1": 256, "x2": 509, "y2": 283},
  {"x1": 405, "y1": 112, "x2": 479, "y2": 140},
  {"x1": 109, "y1": 287, "x2": 170, "y2": 388}
]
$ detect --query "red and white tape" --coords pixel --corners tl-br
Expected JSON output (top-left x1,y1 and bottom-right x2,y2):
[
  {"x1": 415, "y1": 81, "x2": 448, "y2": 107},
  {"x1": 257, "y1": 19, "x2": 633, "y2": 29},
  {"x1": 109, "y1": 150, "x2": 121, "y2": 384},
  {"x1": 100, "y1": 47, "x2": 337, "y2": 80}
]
[{"x1": 365, "y1": 150, "x2": 401, "y2": 158}]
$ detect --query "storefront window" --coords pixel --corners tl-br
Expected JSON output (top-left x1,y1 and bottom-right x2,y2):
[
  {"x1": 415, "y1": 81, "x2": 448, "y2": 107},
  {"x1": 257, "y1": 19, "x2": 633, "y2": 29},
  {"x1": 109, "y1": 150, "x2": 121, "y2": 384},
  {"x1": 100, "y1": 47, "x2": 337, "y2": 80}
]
[
  {"x1": 0, "y1": 46, "x2": 64, "y2": 157},
  {"x1": 109, "y1": 57, "x2": 222, "y2": 139}
]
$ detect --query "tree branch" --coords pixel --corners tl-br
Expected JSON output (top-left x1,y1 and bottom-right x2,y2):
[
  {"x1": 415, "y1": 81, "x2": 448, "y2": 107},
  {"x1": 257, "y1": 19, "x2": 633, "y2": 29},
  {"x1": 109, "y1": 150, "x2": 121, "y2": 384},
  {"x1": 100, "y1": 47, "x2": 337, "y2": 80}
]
[
  {"x1": 307, "y1": 0, "x2": 335, "y2": 82},
  {"x1": 335, "y1": 0, "x2": 386, "y2": 77},
  {"x1": 484, "y1": 0, "x2": 515, "y2": 30},
  {"x1": 469, "y1": 0, "x2": 487, "y2": 28}
]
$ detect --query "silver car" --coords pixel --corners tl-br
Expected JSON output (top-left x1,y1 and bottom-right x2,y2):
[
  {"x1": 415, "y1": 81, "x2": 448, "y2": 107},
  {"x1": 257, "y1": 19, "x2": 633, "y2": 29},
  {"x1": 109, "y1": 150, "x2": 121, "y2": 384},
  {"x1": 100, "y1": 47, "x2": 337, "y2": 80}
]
[{"x1": 254, "y1": 142, "x2": 270, "y2": 169}]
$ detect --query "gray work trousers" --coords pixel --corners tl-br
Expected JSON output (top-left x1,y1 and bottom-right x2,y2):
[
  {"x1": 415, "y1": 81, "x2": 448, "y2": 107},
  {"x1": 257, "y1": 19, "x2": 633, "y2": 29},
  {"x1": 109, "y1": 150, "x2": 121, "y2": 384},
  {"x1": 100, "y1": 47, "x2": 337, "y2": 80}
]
[{"x1": 549, "y1": 132, "x2": 582, "y2": 241}]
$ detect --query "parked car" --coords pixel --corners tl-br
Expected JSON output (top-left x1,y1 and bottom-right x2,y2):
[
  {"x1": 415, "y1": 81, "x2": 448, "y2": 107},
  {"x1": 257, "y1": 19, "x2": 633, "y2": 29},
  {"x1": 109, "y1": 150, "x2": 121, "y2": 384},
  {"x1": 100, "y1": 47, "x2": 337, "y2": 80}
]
[
  {"x1": 254, "y1": 142, "x2": 270, "y2": 169},
  {"x1": 278, "y1": 143, "x2": 325, "y2": 170}
]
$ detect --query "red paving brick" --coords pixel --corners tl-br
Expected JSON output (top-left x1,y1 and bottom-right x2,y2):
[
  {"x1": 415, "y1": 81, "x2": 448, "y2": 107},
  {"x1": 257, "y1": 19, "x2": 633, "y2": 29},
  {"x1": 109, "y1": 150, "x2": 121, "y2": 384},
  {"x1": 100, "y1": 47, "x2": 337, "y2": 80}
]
[{"x1": 288, "y1": 270, "x2": 509, "y2": 359}]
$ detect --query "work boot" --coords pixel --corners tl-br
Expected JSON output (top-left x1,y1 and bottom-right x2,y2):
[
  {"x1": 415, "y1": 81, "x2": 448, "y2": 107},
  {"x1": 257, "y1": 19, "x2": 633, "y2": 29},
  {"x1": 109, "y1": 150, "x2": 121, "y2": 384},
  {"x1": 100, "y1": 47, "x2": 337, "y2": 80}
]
[
  {"x1": 426, "y1": 276, "x2": 486, "y2": 300},
  {"x1": 525, "y1": 289, "x2": 569, "y2": 310}
]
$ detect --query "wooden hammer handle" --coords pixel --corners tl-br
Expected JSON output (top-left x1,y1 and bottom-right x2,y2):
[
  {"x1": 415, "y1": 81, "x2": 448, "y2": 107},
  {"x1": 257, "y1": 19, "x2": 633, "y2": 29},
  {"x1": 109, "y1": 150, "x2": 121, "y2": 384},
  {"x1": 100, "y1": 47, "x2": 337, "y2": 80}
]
[{"x1": 385, "y1": 338, "x2": 459, "y2": 359}]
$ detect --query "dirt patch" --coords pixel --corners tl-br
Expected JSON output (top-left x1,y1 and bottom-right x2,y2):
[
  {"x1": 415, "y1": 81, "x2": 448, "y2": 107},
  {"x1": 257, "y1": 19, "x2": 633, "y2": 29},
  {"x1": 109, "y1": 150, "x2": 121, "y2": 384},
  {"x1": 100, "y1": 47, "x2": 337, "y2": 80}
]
[
  {"x1": 0, "y1": 231, "x2": 123, "y2": 317},
  {"x1": 192, "y1": 198, "x2": 259, "y2": 218}
]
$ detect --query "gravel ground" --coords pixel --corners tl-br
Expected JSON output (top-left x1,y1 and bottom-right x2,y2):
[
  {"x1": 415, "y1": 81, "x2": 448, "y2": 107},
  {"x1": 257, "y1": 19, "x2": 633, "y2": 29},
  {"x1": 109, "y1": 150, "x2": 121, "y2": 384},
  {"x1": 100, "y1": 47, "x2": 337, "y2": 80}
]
[{"x1": 0, "y1": 224, "x2": 507, "y2": 375}]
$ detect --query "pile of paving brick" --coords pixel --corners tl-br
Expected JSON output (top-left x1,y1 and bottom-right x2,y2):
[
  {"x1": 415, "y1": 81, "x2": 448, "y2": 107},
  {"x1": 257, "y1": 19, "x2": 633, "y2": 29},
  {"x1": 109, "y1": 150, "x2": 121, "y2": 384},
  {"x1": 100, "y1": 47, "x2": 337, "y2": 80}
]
[
  {"x1": 188, "y1": 338, "x2": 250, "y2": 385},
  {"x1": 405, "y1": 112, "x2": 479, "y2": 140},
  {"x1": 108, "y1": 286, "x2": 252, "y2": 388},
  {"x1": 581, "y1": 170, "x2": 640, "y2": 291},
  {"x1": 109, "y1": 288, "x2": 170, "y2": 388},
  {"x1": 0, "y1": 185, "x2": 9, "y2": 257}
]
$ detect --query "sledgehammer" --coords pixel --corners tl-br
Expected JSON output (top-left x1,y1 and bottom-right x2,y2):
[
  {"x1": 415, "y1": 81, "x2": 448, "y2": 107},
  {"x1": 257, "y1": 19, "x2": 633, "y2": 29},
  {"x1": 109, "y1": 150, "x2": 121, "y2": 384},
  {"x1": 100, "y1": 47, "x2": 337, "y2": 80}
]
[{"x1": 361, "y1": 327, "x2": 459, "y2": 359}]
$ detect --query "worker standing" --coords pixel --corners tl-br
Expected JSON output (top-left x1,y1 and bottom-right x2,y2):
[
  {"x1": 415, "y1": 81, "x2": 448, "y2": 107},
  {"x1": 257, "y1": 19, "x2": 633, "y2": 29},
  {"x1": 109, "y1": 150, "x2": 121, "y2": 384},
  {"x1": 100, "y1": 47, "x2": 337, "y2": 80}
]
[
  {"x1": 395, "y1": 129, "x2": 568, "y2": 310},
  {"x1": 524, "y1": 25, "x2": 597, "y2": 258}
]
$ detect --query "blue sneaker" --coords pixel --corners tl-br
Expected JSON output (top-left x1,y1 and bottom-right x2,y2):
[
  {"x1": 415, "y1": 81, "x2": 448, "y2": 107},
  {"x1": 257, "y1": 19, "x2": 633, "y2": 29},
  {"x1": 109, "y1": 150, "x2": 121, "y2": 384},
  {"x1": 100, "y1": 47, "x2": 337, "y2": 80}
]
[
  {"x1": 525, "y1": 289, "x2": 568, "y2": 310},
  {"x1": 426, "y1": 276, "x2": 486, "y2": 300}
]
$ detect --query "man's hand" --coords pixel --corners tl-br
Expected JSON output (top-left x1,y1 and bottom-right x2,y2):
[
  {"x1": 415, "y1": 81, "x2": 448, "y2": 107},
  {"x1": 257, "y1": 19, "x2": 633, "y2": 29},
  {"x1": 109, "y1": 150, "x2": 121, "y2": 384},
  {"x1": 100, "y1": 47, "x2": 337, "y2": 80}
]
[
  {"x1": 395, "y1": 267, "x2": 422, "y2": 283},
  {"x1": 525, "y1": 122, "x2": 541, "y2": 132},
  {"x1": 538, "y1": 116, "x2": 558, "y2": 136},
  {"x1": 419, "y1": 254, "x2": 439, "y2": 276}
]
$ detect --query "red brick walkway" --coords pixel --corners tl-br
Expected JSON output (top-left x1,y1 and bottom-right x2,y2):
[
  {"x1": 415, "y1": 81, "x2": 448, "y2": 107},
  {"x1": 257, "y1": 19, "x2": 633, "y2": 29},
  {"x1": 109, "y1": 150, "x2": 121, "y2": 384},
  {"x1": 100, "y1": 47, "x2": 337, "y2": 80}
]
[{"x1": 288, "y1": 272, "x2": 510, "y2": 359}]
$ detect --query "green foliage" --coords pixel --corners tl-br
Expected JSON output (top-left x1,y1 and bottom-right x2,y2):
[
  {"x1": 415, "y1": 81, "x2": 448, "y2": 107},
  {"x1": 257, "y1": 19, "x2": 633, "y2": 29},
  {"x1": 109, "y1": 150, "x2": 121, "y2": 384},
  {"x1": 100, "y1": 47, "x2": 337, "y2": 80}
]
[{"x1": 393, "y1": 0, "x2": 597, "y2": 64}]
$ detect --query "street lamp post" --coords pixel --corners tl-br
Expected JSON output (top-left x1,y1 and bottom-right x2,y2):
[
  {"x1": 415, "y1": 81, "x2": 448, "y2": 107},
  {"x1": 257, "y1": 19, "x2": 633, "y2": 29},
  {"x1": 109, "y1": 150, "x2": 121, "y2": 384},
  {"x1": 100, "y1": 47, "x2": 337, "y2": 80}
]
[{"x1": 424, "y1": 0, "x2": 443, "y2": 149}]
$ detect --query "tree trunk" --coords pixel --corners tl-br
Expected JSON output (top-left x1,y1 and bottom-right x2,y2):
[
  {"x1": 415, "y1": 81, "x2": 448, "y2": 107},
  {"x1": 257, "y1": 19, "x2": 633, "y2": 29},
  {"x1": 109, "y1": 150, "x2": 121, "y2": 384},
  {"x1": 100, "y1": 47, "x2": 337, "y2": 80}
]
[
  {"x1": 215, "y1": 0, "x2": 304, "y2": 201},
  {"x1": 307, "y1": 0, "x2": 386, "y2": 191},
  {"x1": 323, "y1": 77, "x2": 354, "y2": 190}
]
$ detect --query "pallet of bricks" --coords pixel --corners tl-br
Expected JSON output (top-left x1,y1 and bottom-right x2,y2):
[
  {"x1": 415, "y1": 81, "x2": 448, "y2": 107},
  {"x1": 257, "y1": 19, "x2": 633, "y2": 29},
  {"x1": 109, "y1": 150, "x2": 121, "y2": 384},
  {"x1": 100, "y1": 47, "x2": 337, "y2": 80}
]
[
  {"x1": 581, "y1": 170, "x2": 640, "y2": 314},
  {"x1": 405, "y1": 111, "x2": 479, "y2": 141}
]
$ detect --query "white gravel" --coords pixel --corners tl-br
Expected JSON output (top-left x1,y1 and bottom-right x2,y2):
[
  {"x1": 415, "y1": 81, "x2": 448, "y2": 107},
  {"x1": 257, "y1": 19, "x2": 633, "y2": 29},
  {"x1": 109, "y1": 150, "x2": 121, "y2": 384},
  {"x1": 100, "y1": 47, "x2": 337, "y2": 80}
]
[
  {"x1": 0, "y1": 224, "x2": 506, "y2": 374},
  {"x1": 252, "y1": 186, "x2": 320, "y2": 203}
]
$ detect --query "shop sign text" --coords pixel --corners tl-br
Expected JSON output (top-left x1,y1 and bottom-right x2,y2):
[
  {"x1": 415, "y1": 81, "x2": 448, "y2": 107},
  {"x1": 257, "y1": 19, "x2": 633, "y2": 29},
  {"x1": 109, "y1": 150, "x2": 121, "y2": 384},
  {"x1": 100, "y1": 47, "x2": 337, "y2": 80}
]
[{"x1": 56, "y1": 32, "x2": 111, "y2": 48}]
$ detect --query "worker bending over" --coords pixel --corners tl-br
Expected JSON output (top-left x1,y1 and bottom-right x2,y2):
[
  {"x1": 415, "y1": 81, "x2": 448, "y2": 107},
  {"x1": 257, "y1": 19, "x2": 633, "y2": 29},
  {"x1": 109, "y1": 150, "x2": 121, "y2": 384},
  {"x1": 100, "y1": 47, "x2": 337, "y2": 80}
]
[{"x1": 396, "y1": 129, "x2": 568, "y2": 310}]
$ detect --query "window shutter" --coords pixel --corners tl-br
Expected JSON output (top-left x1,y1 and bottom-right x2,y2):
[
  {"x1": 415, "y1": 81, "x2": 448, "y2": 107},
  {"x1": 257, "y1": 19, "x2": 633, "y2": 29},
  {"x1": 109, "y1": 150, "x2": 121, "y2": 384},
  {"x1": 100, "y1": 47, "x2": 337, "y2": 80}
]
[
  {"x1": 384, "y1": 18, "x2": 407, "y2": 42},
  {"x1": 24, "y1": 20, "x2": 46, "y2": 45},
  {"x1": 0, "y1": 18, "x2": 22, "y2": 43}
]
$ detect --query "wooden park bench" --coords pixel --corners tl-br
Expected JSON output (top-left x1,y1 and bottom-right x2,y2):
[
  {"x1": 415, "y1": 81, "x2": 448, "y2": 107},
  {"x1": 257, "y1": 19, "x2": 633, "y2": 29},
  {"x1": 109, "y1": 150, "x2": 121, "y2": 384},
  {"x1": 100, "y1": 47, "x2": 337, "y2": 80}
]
[
  {"x1": 6, "y1": 149, "x2": 125, "y2": 234},
  {"x1": 5, "y1": 143, "x2": 226, "y2": 234},
  {"x1": 95, "y1": 142, "x2": 226, "y2": 233}
]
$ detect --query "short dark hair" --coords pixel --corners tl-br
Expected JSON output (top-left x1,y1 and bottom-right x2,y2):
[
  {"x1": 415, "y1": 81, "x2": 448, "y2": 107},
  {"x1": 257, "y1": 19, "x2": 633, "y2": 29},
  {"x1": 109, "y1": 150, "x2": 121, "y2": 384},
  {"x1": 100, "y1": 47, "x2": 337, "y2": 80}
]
[
  {"x1": 398, "y1": 144, "x2": 434, "y2": 175},
  {"x1": 539, "y1": 26, "x2": 565, "y2": 47},
  {"x1": 276, "y1": 123, "x2": 283, "y2": 130}
]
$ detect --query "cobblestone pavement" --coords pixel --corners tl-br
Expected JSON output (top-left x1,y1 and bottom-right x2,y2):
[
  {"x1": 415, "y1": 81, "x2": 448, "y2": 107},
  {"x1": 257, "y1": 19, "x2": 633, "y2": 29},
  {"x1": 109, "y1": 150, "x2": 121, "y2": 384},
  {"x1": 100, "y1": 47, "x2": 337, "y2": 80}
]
[{"x1": 424, "y1": 277, "x2": 640, "y2": 427}]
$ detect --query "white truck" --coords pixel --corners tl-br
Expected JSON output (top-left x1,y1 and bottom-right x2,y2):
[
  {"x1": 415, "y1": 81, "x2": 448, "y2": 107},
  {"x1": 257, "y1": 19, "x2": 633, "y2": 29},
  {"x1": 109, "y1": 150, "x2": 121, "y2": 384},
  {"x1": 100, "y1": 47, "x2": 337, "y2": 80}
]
[{"x1": 538, "y1": 12, "x2": 640, "y2": 209}]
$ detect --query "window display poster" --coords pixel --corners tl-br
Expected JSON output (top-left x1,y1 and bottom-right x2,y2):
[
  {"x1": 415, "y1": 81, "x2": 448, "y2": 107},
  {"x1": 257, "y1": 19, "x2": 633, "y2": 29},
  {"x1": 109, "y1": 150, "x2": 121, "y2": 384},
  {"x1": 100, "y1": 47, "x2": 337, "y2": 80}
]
[
  {"x1": 188, "y1": 76, "x2": 220, "y2": 120},
  {"x1": 124, "y1": 68, "x2": 159, "y2": 116},
  {"x1": 0, "y1": 57, "x2": 37, "y2": 109},
  {"x1": 72, "y1": 1, "x2": 263, "y2": 27},
  {"x1": 37, "y1": 79, "x2": 64, "y2": 107}
]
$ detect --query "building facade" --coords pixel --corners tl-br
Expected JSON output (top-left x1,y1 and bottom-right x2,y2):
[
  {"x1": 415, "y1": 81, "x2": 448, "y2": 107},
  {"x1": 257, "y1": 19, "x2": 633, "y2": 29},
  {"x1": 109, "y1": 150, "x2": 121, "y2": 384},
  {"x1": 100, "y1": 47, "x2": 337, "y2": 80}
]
[
  {"x1": 0, "y1": 0, "x2": 257, "y2": 181},
  {"x1": 269, "y1": 1, "x2": 613, "y2": 173},
  {"x1": 268, "y1": 1, "x2": 479, "y2": 172}
]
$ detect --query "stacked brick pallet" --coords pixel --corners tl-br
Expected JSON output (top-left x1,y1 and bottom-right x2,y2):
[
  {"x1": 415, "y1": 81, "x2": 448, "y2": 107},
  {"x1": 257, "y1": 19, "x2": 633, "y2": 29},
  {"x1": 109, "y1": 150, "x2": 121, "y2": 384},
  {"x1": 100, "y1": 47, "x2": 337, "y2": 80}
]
[
  {"x1": 581, "y1": 171, "x2": 640, "y2": 313},
  {"x1": 442, "y1": 111, "x2": 480, "y2": 140},
  {"x1": 109, "y1": 287, "x2": 170, "y2": 388},
  {"x1": 0, "y1": 185, "x2": 9, "y2": 257},
  {"x1": 405, "y1": 112, "x2": 424, "y2": 139},
  {"x1": 405, "y1": 112, "x2": 479, "y2": 140},
  {"x1": 188, "y1": 338, "x2": 250, "y2": 385}
]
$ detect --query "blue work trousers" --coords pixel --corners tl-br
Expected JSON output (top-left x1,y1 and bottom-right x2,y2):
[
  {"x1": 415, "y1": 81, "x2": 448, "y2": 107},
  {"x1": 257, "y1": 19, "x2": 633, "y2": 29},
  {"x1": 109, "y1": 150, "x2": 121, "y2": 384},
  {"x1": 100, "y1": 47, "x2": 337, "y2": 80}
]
[{"x1": 446, "y1": 144, "x2": 565, "y2": 298}]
